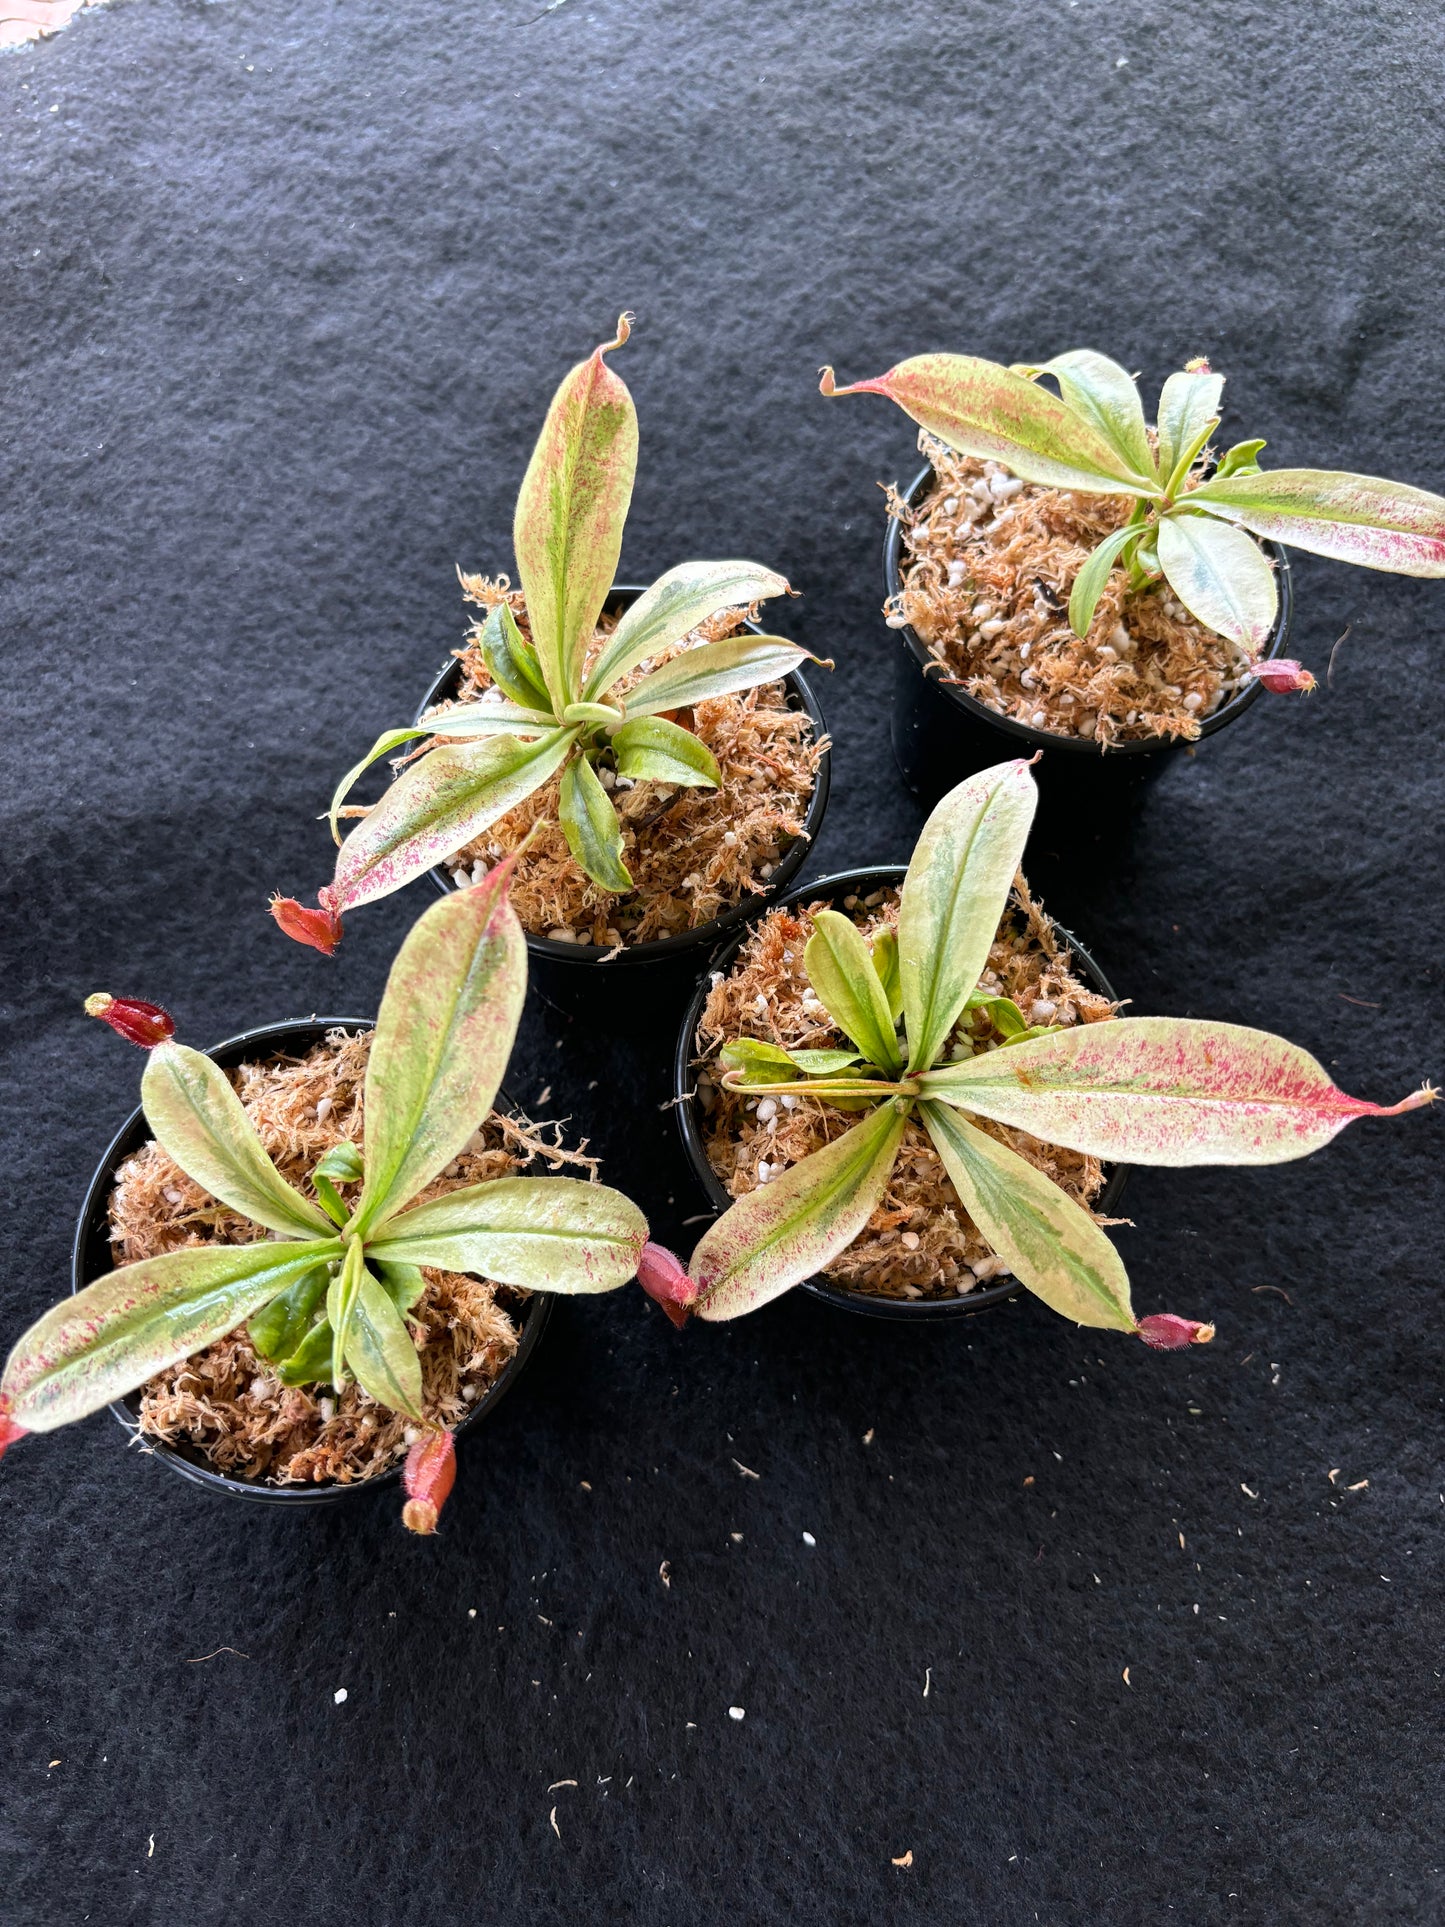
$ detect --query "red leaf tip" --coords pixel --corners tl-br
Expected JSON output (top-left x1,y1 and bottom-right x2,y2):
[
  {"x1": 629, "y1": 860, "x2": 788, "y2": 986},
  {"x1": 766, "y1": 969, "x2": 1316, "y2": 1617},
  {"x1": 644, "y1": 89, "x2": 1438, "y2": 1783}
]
[
  {"x1": 1135, "y1": 1313, "x2": 1216, "y2": 1351},
  {"x1": 84, "y1": 993, "x2": 175, "y2": 1049},
  {"x1": 1253, "y1": 658, "x2": 1317, "y2": 695},
  {"x1": 0, "y1": 1398, "x2": 27, "y2": 1463},
  {"x1": 270, "y1": 893, "x2": 344, "y2": 956},
  {"x1": 401, "y1": 1429, "x2": 456, "y2": 1535},
  {"x1": 637, "y1": 1242, "x2": 698, "y2": 1330}
]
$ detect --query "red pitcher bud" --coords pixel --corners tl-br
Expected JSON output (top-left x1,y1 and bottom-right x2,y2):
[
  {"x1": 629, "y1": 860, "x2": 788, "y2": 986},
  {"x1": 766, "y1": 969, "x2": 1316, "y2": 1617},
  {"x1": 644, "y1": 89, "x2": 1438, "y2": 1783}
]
[
  {"x1": 83, "y1": 992, "x2": 175, "y2": 1049},
  {"x1": 270, "y1": 890, "x2": 344, "y2": 956},
  {"x1": 1252, "y1": 658, "x2": 1317, "y2": 695},
  {"x1": 0, "y1": 1399, "x2": 27, "y2": 1464},
  {"x1": 401, "y1": 1428, "x2": 456, "y2": 1534},
  {"x1": 636, "y1": 1242, "x2": 698, "y2": 1330},
  {"x1": 1135, "y1": 1313, "x2": 1216, "y2": 1351}
]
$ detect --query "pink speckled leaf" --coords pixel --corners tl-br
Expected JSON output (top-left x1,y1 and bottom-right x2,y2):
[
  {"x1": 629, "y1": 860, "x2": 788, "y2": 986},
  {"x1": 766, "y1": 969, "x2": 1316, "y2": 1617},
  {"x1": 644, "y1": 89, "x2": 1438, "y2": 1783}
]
[
  {"x1": 1, "y1": 1240, "x2": 340, "y2": 1432},
  {"x1": 919, "y1": 1102, "x2": 1134, "y2": 1331},
  {"x1": 351, "y1": 865, "x2": 527, "y2": 1236},
  {"x1": 691, "y1": 1100, "x2": 908, "y2": 1320},
  {"x1": 821, "y1": 356, "x2": 1155, "y2": 495},
  {"x1": 1189, "y1": 468, "x2": 1445, "y2": 575},
  {"x1": 585, "y1": 559, "x2": 791, "y2": 700},
  {"x1": 329, "y1": 727, "x2": 577, "y2": 913},
  {"x1": 369, "y1": 1176, "x2": 647, "y2": 1292},
  {"x1": 916, "y1": 1016, "x2": 1435, "y2": 1165},
  {"x1": 514, "y1": 317, "x2": 639, "y2": 708}
]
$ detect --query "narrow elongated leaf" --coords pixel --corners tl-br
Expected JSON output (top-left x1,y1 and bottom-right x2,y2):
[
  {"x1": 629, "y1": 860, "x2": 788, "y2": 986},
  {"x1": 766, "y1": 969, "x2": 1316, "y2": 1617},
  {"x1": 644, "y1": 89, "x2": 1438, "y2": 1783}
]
[
  {"x1": 716, "y1": 1040, "x2": 864, "y2": 1088},
  {"x1": 622, "y1": 634, "x2": 813, "y2": 719},
  {"x1": 277, "y1": 1315, "x2": 336, "y2": 1386},
  {"x1": 585, "y1": 559, "x2": 791, "y2": 699},
  {"x1": 1068, "y1": 522, "x2": 1143, "y2": 637},
  {"x1": 1187, "y1": 467, "x2": 1445, "y2": 574},
  {"x1": 821, "y1": 357, "x2": 1156, "y2": 495},
  {"x1": 916, "y1": 1015, "x2": 1435, "y2": 1164},
  {"x1": 369, "y1": 1176, "x2": 647, "y2": 1292},
  {"x1": 898, "y1": 759, "x2": 1038, "y2": 1075},
  {"x1": 1, "y1": 1239, "x2": 340, "y2": 1431},
  {"x1": 870, "y1": 927, "x2": 903, "y2": 1020},
  {"x1": 350, "y1": 865, "x2": 527, "y2": 1235},
  {"x1": 329, "y1": 728, "x2": 577, "y2": 914},
  {"x1": 1155, "y1": 365, "x2": 1224, "y2": 481},
  {"x1": 326, "y1": 708, "x2": 557, "y2": 845},
  {"x1": 920, "y1": 1102, "x2": 1134, "y2": 1331},
  {"x1": 513, "y1": 318, "x2": 638, "y2": 708},
  {"x1": 559, "y1": 755, "x2": 633, "y2": 891},
  {"x1": 250, "y1": 1263, "x2": 331, "y2": 1361},
  {"x1": 1156, "y1": 512, "x2": 1278, "y2": 647},
  {"x1": 141, "y1": 1042, "x2": 332, "y2": 1238},
  {"x1": 327, "y1": 1235, "x2": 365, "y2": 1390},
  {"x1": 804, "y1": 909, "x2": 903, "y2": 1072},
  {"x1": 344, "y1": 1266, "x2": 424, "y2": 1418},
  {"x1": 478, "y1": 600, "x2": 552, "y2": 710},
  {"x1": 611, "y1": 716, "x2": 721, "y2": 788},
  {"x1": 1028, "y1": 350, "x2": 1155, "y2": 481},
  {"x1": 691, "y1": 1100, "x2": 908, "y2": 1320}
]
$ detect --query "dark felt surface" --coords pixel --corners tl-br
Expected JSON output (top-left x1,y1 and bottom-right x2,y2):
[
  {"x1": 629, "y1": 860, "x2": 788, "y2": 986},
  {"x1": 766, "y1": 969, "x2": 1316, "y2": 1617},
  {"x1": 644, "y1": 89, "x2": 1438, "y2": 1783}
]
[{"x1": 2, "y1": 2, "x2": 1443, "y2": 1920}]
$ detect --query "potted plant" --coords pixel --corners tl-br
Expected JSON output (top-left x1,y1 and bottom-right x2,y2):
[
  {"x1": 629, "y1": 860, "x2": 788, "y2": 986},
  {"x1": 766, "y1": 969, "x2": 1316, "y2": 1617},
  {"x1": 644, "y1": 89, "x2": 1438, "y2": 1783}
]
[
  {"x1": 646, "y1": 760, "x2": 1435, "y2": 1335},
  {"x1": 272, "y1": 317, "x2": 831, "y2": 1008},
  {"x1": 0, "y1": 860, "x2": 651, "y2": 1530},
  {"x1": 821, "y1": 349, "x2": 1445, "y2": 808}
]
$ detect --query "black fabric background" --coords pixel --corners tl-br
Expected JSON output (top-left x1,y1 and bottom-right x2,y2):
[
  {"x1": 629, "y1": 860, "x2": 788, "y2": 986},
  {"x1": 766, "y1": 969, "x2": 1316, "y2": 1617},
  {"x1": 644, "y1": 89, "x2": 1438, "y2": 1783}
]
[{"x1": 2, "y1": 3, "x2": 1442, "y2": 1921}]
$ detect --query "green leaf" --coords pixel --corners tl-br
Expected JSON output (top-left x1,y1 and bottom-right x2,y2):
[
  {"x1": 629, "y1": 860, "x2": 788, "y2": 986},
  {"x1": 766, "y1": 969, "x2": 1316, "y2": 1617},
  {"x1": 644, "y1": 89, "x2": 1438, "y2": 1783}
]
[
  {"x1": 277, "y1": 1316, "x2": 337, "y2": 1387},
  {"x1": 914, "y1": 1014, "x2": 1434, "y2": 1164},
  {"x1": 610, "y1": 716, "x2": 722, "y2": 789},
  {"x1": 140, "y1": 1043, "x2": 333, "y2": 1239},
  {"x1": 919, "y1": 1102, "x2": 1134, "y2": 1332},
  {"x1": 1026, "y1": 350, "x2": 1155, "y2": 482},
  {"x1": 822, "y1": 355, "x2": 1157, "y2": 495},
  {"x1": 787, "y1": 1048, "x2": 869, "y2": 1076},
  {"x1": 1156, "y1": 512, "x2": 1278, "y2": 648},
  {"x1": 621, "y1": 634, "x2": 814, "y2": 719},
  {"x1": 250, "y1": 1262, "x2": 331, "y2": 1361},
  {"x1": 369, "y1": 1176, "x2": 648, "y2": 1293},
  {"x1": 1215, "y1": 438, "x2": 1266, "y2": 480},
  {"x1": 329, "y1": 728, "x2": 578, "y2": 915},
  {"x1": 966, "y1": 992, "x2": 1028, "y2": 1038},
  {"x1": 1187, "y1": 467, "x2": 1445, "y2": 575},
  {"x1": 327, "y1": 1235, "x2": 365, "y2": 1390},
  {"x1": 478, "y1": 599, "x2": 552, "y2": 711},
  {"x1": 513, "y1": 318, "x2": 638, "y2": 709},
  {"x1": 585, "y1": 559, "x2": 791, "y2": 699},
  {"x1": 1, "y1": 1239, "x2": 340, "y2": 1431},
  {"x1": 1065, "y1": 522, "x2": 1141, "y2": 637},
  {"x1": 314, "y1": 1141, "x2": 363, "y2": 1184},
  {"x1": 690, "y1": 1101, "x2": 909, "y2": 1320},
  {"x1": 716, "y1": 1040, "x2": 863, "y2": 1088},
  {"x1": 898, "y1": 759, "x2": 1038, "y2": 1076},
  {"x1": 559, "y1": 754, "x2": 633, "y2": 892},
  {"x1": 870, "y1": 927, "x2": 903, "y2": 1021},
  {"x1": 325, "y1": 707, "x2": 559, "y2": 845},
  {"x1": 1155, "y1": 365, "x2": 1224, "y2": 482},
  {"x1": 804, "y1": 909, "x2": 903, "y2": 1073},
  {"x1": 372, "y1": 1260, "x2": 427, "y2": 1313},
  {"x1": 1162, "y1": 417, "x2": 1222, "y2": 500},
  {"x1": 349, "y1": 863, "x2": 527, "y2": 1236},
  {"x1": 344, "y1": 1265, "x2": 424, "y2": 1419},
  {"x1": 561, "y1": 701, "x2": 626, "y2": 728}
]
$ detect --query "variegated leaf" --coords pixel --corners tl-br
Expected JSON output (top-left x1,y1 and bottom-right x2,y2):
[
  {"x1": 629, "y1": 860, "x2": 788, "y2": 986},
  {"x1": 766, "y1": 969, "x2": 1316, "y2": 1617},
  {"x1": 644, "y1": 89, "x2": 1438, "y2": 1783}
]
[
  {"x1": 559, "y1": 755, "x2": 632, "y2": 891},
  {"x1": 326, "y1": 709, "x2": 557, "y2": 846},
  {"x1": 1, "y1": 1239, "x2": 340, "y2": 1431},
  {"x1": 1187, "y1": 467, "x2": 1445, "y2": 575},
  {"x1": 344, "y1": 1265, "x2": 424, "y2": 1419},
  {"x1": 916, "y1": 1015, "x2": 1435, "y2": 1165},
  {"x1": 141, "y1": 1042, "x2": 333, "y2": 1238},
  {"x1": 611, "y1": 716, "x2": 721, "y2": 789},
  {"x1": 804, "y1": 909, "x2": 903, "y2": 1072},
  {"x1": 691, "y1": 1101, "x2": 908, "y2": 1320},
  {"x1": 898, "y1": 759, "x2": 1038, "y2": 1075},
  {"x1": 1155, "y1": 365, "x2": 1224, "y2": 482},
  {"x1": 513, "y1": 318, "x2": 638, "y2": 708},
  {"x1": 369, "y1": 1176, "x2": 647, "y2": 1292},
  {"x1": 1156, "y1": 512, "x2": 1278, "y2": 648},
  {"x1": 585, "y1": 560, "x2": 791, "y2": 699},
  {"x1": 622, "y1": 634, "x2": 813, "y2": 719},
  {"x1": 477, "y1": 599, "x2": 553, "y2": 711},
  {"x1": 920, "y1": 1102, "x2": 1134, "y2": 1331},
  {"x1": 1028, "y1": 350, "x2": 1155, "y2": 481}
]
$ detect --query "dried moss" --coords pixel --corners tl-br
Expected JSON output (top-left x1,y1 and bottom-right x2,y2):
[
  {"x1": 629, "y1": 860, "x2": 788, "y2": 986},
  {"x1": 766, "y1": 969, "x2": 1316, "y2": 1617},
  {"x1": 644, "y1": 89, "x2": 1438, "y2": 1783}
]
[
  {"x1": 694, "y1": 883, "x2": 1119, "y2": 1301},
  {"x1": 111, "y1": 1030, "x2": 594, "y2": 1485},
  {"x1": 891, "y1": 434, "x2": 1267, "y2": 746}
]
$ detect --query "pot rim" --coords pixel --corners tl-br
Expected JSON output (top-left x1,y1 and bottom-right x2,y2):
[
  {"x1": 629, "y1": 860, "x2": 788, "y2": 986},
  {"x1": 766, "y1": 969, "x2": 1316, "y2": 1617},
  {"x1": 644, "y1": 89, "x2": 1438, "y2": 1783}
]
[
  {"x1": 70, "y1": 1015, "x2": 551, "y2": 1504},
  {"x1": 884, "y1": 462, "x2": 1295, "y2": 760},
  {"x1": 672, "y1": 866, "x2": 1129, "y2": 1322},
  {"x1": 419, "y1": 584, "x2": 832, "y2": 967}
]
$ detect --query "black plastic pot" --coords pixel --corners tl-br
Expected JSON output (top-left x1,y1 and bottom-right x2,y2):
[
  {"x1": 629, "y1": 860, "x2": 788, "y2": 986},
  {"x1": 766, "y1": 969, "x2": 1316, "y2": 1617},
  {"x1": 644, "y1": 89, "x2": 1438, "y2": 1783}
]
[
  {"x1": 421, "y1": 585, "x2": 831, "y2": 1018},
  {"x1": 886, "y1": 463, "x2": 1295, "y2": 814},
  {"x1": 71, "y1": 1017, "x2": 551, "y2": 1506},
  {"x1": 673, "y1": 866, "x2": 1129, "y2": 1323}
]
